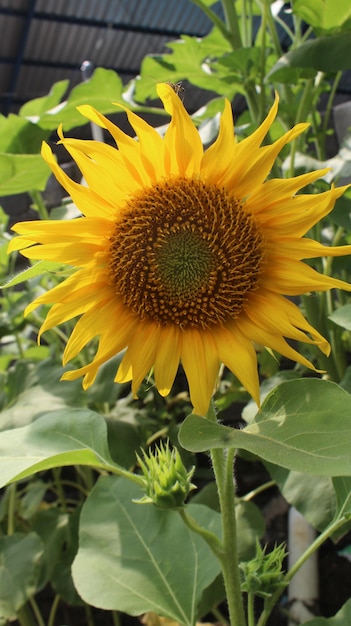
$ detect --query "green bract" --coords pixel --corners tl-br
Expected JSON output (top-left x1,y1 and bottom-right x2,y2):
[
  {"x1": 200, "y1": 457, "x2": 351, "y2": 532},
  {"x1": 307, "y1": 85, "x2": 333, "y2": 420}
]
[{"x1": 136, "y1": 442, "x2": 196, "y2": 509}]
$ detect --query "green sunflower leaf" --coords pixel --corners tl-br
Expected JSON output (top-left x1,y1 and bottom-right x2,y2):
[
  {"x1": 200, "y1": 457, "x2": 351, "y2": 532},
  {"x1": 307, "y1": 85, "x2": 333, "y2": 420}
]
[
  {"x1": 268, "y1": 33, "x2": 351, "y2": 82},
  {"x1": 1, "y1": 260, "x2": 66, "y2": 289},
  {"x1": 0, "y1": 153, "x2": 50, "y2": 196},
  {"x1": 135, "y1": 28, "x2": 234, "y2": 102},
  {"x1": 292, "y1": 0, "x2": 351, "y2": 34},
  {"x1": 0, "y1": 533, "x2": 44, "y2": 621},
  {"x1": 0, "y1": 409, "x2": 131, "y2": 488},
  {"x1": 72, "y1": 476, "x2": 222, "y2": 624},
  {"x1": 303, "y1": 597, "x2": 351, "y2": 625},
  {"x1": 20, "y1": 68, "x2": 127, "y2": 131},
  {"x1": 178, "y1": 379, "x2": 351, "y2": 477},
  {"x1": 265, "y1": 466, "x2": 336, "y2": 532},
  {"x1": 328, "y1": 304, "x2": 351, "y2": 331}
]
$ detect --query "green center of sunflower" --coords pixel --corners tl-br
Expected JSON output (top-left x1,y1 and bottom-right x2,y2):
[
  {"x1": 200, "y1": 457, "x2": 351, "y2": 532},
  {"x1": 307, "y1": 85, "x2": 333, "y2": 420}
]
[{"x1": 108, "y1": 178, "x2": 265, "y2": 329}]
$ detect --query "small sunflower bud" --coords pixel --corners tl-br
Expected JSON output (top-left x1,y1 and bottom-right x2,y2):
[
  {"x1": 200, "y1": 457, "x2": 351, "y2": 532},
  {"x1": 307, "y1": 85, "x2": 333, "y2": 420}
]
[
  {"x1": 136, "y1": 442, "x2": 196, "y2": 509},
  {"x1": 240, "y1": 540, "x2": 287, "y2": 599}
]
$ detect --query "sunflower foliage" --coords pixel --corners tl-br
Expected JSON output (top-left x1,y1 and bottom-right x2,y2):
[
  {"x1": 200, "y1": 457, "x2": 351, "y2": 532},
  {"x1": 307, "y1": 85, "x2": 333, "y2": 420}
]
[{"x1": 1, "y1": 1, "x2": 351, "y2": 626}]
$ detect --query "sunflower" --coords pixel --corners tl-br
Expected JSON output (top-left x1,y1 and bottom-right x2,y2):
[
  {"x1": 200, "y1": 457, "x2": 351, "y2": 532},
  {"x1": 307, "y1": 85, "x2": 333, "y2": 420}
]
[{"x1": 8, "y1": 83, "x2": 351, "y2": 415}]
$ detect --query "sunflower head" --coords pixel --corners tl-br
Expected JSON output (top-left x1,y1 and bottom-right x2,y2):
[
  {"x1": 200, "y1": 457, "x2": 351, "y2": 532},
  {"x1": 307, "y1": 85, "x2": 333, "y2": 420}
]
[{"x1": 8, "y1": 83, "x2": 351, "y2": 415}]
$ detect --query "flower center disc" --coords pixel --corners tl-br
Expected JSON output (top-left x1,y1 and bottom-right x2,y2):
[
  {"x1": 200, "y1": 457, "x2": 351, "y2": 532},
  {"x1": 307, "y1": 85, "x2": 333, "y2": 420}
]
[{"x1": 108, "y1": 178, "x2": 265, "y2": 329}]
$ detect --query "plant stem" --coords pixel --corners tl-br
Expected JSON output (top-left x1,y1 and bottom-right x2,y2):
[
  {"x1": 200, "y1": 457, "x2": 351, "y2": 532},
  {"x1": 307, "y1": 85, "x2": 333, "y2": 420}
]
[
  {"x1": 207, "y1": 402, "x2": 247, "y2": 626},
  {"x1": 48, "y1": 594, "x2": 60, "y2": 626},
  {"x1": 7, "y1": 483, "x2": 16, "y2": 535},
  {"x1": 221, "y1": 0, "x2": 243, "y2": 49},
  {"x1": 178, "y1": 508, "x2": 223, "y2": 558},
  {"x1": 191, "y1": 0, "x2": 233, "y2": 45},
  {"x1": 302, "y1": 293, "x2": 341, "y2": 381},
  {"x1": 241, "y1": 479, "x2": 276, "y2": 502},
  {"x1": 247, "y1": 592, "x2": 255, "y2": 626},
  {"x1": 30, "y1": 189, "x2": 50, "y2": 220},
  {"x1": 28, "y1": 597, "x2": 46, "y2": 626}
]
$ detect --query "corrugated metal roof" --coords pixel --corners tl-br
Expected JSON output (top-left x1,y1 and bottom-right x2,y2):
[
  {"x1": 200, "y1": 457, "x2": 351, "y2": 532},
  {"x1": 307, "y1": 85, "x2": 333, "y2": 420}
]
[{"x1": 0, "y1": 0, "x2": 222, "y2": 115}]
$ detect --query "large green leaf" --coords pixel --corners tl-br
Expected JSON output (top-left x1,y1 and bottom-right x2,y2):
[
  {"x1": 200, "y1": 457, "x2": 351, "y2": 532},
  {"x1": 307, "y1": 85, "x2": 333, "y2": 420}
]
[
  {"x1": 0, "y1": 533, "x2": 44, "y2": 623},
  {"x1": 20, "y1": 69, "x2": 128, "y2": 131},
  {"x1": 266, "y1": 466, "x2": 336, "y2": 531},
  {"x1": 179, "y1": 379, "x2": 351, "y2": 476},
  {"x1": 135, "y1": 28, "x2": 233, "y2": 102},
  {"x1": 0, "y1": 115, "x2": 49, "y2": 154},
  {"x1": 0, "y1": 409, "x2": 126, "y2": 488},
  {"x1": 268, "y1": 33, "x2": 351, "y2": 81},
  {"x1": 32, "y1": 508, "x2": 81, "y2": 604},
  {"x1": 292, "y1": 0, "x2": 351, "y2": 33},
  {"x1": 0, "y1": 153, "x2": 50, "y2": 195},
  {"x1": 19, "y1": 80, "x2": 69, "y2": 118},
  {"x1": 304, "y1": 598, "x2": 351, "y2": 625},
  {"x1": 72, "y1": 476, "x2": 222, "y2": 624},
  {"x1": 329, "y1": 304, "x2": 351, "y2": 331}
]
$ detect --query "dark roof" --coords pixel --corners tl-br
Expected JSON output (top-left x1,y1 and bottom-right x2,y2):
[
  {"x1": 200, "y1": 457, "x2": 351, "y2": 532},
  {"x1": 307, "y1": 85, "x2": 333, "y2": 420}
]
[{"x1": 0, "y1": 0, "x2": 222, "y2": 115}]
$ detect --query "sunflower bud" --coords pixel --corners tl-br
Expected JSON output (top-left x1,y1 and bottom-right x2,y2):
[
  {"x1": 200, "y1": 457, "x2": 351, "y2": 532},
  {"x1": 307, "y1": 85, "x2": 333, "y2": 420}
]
[
  {"x1": 240, "y1": 540, "x2": 287, "y2": 599},
  {"x1": 136, "y1": 442, "x2": 196, "y2": 509}
]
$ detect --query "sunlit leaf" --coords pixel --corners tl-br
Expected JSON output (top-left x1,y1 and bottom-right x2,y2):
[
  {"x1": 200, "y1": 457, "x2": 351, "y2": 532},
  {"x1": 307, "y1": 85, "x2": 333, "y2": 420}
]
[
  {"x1": 292, "y1": 0, "x2": 351, "y2": 33},
  {"x1": 21, "y1": 69, "x2": 127, "y2": 131},
  {"x1": 2, "y1": 260, "x2": 66, "y2": 289},
  {"x1": 72, "y1": 476, "x2": 221, "y2": 624},
  {"x1": 0, "y1": 115, "x2": 49, "y2": 154},
  {"x1": 19, "y1": 80, "x2": 69, "y2": 118},
  {"x1": 268, "y1": 33, "x2": 351, "y2": 81},
  {"x1": 0, "y1": 409, "x2": 126, "y2": 488},
  {"x1": 135, "y1": 28, "x2": 233, "y2": 102},
  {"x1": 0, "y1": 154, "x2": 50, "y2": 196},
  {"x1": 179, "y1": 379, "x2": 351, "y2": 476}
]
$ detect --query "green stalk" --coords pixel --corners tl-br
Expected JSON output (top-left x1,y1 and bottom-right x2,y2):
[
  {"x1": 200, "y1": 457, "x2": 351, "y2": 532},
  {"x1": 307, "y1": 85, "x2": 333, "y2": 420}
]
[
  {"x1": 178, "y1": 508, "x2": 223, "y2": 558},
  {"x1": 322, "y1": 71, "x2": 342, "y2": 137},
  {"x1": 7, "y1": 483, "x2": 16, "y2": 535},
  {"x1": 190, "y1": 0, "x2": 233, "y2": 45},
  {"x1": 30, "y1": 189, "x2": 50, "y2": 221},
  {"x1": 302, "y1": 293, "x2": 340, "y2": 381},
  {"x1": 257, "y1": 0, "x2": 268, "y2": 121},
  {"x1": 48, "y1": 595, "x2": 60, "y2": 626},
  {"x1": 207, "y1": 402, "x2": 247, "y2": 626},
  {"x1": 289, "y1": 78, "x2": 315, "y2": 177},
  {"x1": 28, "y1": 598, "x2": 45, "y2": 626},
  {"x1": 221, "y1": 0, "x2": 243, "y2": 49},
  {"x1": 247, "y1": 592, "x2": 255, "y2": 626}
]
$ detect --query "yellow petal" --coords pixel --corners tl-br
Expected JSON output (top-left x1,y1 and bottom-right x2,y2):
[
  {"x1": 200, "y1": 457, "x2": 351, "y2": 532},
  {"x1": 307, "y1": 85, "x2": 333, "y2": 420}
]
[
  {"x1": 157, "y1": 82, "x2": 203, "y2": 176},
  {"x1": 201, "y1": 99, "x2": 236, "y2": 185},
  {"x1": 245, "y1": 292, "x2": 329, "y2": 352},
  {"x1": 181, "y1": 329, "x2": 219, "y2": 415},
  {"x1": 236, "y1": 315, "x2": 327, "y2": 370},
  {"x1": 262, "y1": 258, "x2": 351, "y2": 295},
  {"x1": 268, "y1": 237, "x2": 351, "y2": 260},
  {"x1": 225, "y1": 123, "x2": 309, "y2": 198},
  {"x1": 154, "y1": 325, "x2": 182, "y2": 396},
  {"x1": 213, "y1": 324, "x2": 260, "y2": 406},
  {"x1": 63, "y1": 299, "x2": 136, "y2": 364},
  {"x1": 41, "y1": 142, "x2": 115, "y2": 218},
  {"x1": 19, "y1": 241, "x2": 104, "y2": 266}
]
